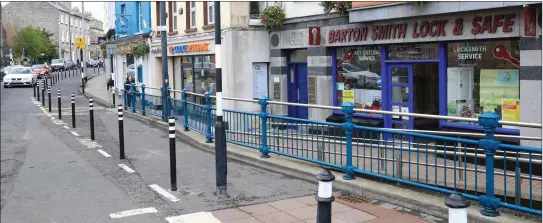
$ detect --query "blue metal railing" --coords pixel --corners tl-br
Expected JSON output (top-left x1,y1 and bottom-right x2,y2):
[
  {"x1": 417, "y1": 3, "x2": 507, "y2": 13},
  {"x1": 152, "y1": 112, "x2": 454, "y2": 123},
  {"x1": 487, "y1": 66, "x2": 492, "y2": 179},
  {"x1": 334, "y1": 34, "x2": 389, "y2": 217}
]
[{"x1": 121, "y1": 87, "x2": 542, "y2": 216}]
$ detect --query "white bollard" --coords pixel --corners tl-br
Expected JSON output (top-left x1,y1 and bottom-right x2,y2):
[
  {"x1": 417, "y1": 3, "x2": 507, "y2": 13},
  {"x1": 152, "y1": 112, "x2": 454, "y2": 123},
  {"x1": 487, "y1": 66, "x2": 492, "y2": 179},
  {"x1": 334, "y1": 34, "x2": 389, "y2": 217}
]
[{"x1": 444, "y1": 193, "x2": 470, "y2": 223}]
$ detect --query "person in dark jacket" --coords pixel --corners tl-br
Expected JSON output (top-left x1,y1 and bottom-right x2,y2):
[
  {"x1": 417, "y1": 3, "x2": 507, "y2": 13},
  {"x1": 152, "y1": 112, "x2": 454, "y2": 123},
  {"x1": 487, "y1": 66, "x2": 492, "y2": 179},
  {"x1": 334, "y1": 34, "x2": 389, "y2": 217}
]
[
  {"x1": 107, "y1": 74, "x2": 114, "y2": 91},
  {"x1": 124, "y1": 75, "x2": 135, "y2": 109}
]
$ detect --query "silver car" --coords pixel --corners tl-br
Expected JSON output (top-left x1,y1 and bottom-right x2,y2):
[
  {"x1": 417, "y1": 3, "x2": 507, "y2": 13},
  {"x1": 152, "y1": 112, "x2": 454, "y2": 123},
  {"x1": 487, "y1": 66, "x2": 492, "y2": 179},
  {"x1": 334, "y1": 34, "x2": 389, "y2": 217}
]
[{"x1": 3, "y1": 67, "x2": 37, "y2": 88}]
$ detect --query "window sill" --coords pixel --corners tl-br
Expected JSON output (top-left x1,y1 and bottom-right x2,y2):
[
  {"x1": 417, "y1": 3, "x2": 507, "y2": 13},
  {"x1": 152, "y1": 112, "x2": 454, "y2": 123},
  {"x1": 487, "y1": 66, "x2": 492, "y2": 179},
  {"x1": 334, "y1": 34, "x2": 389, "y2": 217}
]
[
  {"x1": 185, "y1": 28, "x2": 197, "y2": 34},
  {"x1": 202, "y1": 24, "x2": 214, "y2": 30},
  {"x1": 168, "y1": 31, "x2": 178, "y2": 36}
]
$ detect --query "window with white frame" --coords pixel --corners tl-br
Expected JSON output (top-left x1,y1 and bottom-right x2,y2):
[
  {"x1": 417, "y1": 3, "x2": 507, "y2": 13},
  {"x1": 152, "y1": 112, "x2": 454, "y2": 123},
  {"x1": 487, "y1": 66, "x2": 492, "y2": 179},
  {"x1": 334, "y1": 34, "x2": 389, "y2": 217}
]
[
  {"x1": 173, "y1": 2, "x2": 178, "y2": 31},
  {"x1": 60, "y1": 14, "x2": 63, "y2": 24},
  {"x1": 207, "y1": 1, "x2": 214, "y2": 24},
  {"x1": 190, "y1": 2, "x2": 196, "y2": 28}
]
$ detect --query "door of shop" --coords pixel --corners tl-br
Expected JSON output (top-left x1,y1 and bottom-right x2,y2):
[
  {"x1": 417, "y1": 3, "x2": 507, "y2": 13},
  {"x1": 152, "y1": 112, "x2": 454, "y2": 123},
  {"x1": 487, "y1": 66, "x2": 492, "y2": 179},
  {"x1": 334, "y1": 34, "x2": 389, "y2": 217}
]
[
  {"x1": 387, "y1": 64, "x2": 414, "y2": 131},
  {"x1": 287, "y1": 63, "x2": 308, "y2": 119}
]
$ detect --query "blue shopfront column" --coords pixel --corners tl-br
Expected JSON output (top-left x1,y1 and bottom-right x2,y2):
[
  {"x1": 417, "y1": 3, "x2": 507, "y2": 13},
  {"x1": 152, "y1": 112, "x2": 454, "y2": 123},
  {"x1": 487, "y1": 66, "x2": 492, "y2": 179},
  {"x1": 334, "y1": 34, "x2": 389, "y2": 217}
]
[{"x1": 478, "y1": 112, "x2": 501, "y2": 217}]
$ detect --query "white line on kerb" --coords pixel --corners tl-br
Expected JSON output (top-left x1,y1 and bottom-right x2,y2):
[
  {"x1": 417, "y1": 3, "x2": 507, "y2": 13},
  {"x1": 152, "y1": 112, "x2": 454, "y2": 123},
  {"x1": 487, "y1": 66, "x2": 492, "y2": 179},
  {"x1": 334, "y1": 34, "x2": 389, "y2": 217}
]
[
  {"x1": 149, "y1": 184, "x2": 180, "y2": 202},
  {"x1": 165, "y1": 212, "x2": 221, "y2": 223},
  {"x1": 118, "y1": 164, "x2": 135, "y2": 173},
  {"x1": 97, "y1": 149, "x2": 111, "y2": 157},
  {"x1": 109, "y1": 207, "x2": 158, "y2": 219},
  {"x1": 70, "y1": 131, "x2": 80, "y2": 137},
  {"x1": 63, "y1": 126, "x2": 70, "y2": 129}
]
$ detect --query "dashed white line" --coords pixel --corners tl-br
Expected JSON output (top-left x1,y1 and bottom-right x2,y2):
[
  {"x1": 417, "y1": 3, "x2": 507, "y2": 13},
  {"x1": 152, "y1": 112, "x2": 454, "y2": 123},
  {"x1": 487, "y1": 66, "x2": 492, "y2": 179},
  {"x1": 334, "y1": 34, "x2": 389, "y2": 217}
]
[
  {"x1": 149, "y1": 184, "x2": 180, "y2": 202},
  {"x1": 50, "y1": 116, "x2": 56, "y2": 120},
  {"x1": 63, "y1": 126, "x2": 70, "y2": 129},
  {"x1": 97, "y1": 149, "x2": 111, "y2": 157},
  {"x1": 109, "y1": 207, "x2": 158, "y2": 219},
  {"x1": 118, "y1": 164, "x2": 135, "y2": 173},
  {"x1": 70, "y1": 131, "x2": 80, "y2": 137},
  {"x1": 165, "y1": 212, "x2": 221, "y2": 223}
]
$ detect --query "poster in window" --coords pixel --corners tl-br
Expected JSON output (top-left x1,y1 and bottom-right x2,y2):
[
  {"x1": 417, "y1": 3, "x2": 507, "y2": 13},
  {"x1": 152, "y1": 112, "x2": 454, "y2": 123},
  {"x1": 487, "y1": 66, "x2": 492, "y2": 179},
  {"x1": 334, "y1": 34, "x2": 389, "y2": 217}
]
[
  {"x1": 501, "y1": 99, "x2": 520, "y2": 122},
  {"x1": 479, "y1": 69, "x2": 519, "y2": 114},
  {"x1": 252, "y1": 62, "x2": 268, "y2": 99},
  {"x1": 343, "y1": 90, "x2": 354, "y2": 104}
]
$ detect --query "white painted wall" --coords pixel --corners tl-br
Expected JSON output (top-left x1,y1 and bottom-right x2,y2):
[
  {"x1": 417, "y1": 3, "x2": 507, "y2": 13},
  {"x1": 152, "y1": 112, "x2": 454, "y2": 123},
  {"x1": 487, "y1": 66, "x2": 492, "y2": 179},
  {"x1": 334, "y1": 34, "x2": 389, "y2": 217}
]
[{"x1": 282, "y1": 2, "x2": 323, "y2": 19}]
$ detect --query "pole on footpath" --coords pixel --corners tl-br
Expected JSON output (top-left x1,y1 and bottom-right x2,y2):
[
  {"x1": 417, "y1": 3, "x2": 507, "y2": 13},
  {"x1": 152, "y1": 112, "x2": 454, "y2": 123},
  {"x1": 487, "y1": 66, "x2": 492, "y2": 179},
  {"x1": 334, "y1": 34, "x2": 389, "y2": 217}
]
[
  {"x1": 112, "y1": 87, "x2": 116, "y2": 107},
  {"x1": 315, "y1": 169, "x2": 335, "y2": 223},
  {"x1": 33, "y1": 81, "x2": 36, "y2": 98},
  {"x1": 42, "y1": 83, "x2": 45, "y2": 106},
  {"x1": 89, "y1": 97, "x2": 95, "y2": 140},
  {"x1": 213, "y1": 1, "x2": 227, "y2": 198},
  {"x1": 118, "y1": 105, "x2": 125, "y2": 159},
  {"x1": 57, "y1": 89, "x2": 62, "y2": 119},
  {"x1": 160, "y1": 2, "x2": 169, "y2": 121},
  {"x1": 169, "y1": 117, "x2": 177, "y2": 191},
  {"x1": 81, "y1": 70, "x2": 85, "y2": 94},
  {"x1": 444, "y1": 193, "x2": 470, "y2": 223},
  {"x1": 71, "y1": 93, "x2": 76, "y2": 128},
  {"x1": 48, "y1": 87, "x2": 51, "y2": 112}
]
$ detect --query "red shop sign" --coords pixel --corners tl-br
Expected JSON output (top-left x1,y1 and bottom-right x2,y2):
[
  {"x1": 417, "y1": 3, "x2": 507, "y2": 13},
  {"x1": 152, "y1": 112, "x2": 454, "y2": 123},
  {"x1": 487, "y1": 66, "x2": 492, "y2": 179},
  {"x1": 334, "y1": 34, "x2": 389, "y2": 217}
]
[
  {"x1": 308, "y1": 26, "x2": 321, "y2": 45},
  {"x1": 328, "y1": 13, "x2": 516, "y2": 44},
  {"x1": 524, "y1": 7, "x2": 537, "y2": 36}
]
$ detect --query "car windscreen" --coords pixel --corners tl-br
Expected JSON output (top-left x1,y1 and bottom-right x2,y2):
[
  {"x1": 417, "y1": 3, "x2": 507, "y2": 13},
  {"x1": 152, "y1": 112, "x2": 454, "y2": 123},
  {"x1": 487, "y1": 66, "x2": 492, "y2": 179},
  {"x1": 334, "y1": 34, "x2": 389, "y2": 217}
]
[
  {"x1": 9, "y1": 68, "x2": 32, "y2": 74},
  {"x1": 32, "y1": 65, "x2": 46, "y2": 69},
  {"x1": 2, "y1": 66, "x2": 12, "y2": 72},
  {"x1": 52, "y1": 59, "x2": 63, "y2": 63}
]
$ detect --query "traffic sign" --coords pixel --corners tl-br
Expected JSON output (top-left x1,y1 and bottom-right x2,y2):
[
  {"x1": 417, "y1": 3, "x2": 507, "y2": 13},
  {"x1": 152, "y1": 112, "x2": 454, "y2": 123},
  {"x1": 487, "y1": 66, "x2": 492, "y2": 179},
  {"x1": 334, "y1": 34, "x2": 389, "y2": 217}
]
[{"x1": 76, "y1": 37, "x2": 86, "y2": 49}]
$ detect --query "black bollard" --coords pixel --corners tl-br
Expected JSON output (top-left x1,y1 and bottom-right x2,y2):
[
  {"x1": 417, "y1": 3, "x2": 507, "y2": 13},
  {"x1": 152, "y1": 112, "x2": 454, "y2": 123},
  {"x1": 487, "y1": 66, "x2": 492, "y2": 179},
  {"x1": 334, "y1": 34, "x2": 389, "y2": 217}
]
[
  {"x1": 316, "y1": 169, "x2": 335, "y2": 223},
  {"x1": 33, "y1": 81, "x2": 36, "y2": 98},
  {"x1": 37, "y1": 81, "x2": 41, "y2": 101},
  {"x1": 48, "y1": 87, "x2": 51, "y2": 112},
  {"x1": 42, "y1": 85, "x2": 45, "y2": 106},
  {"x1": 71, "y1": 93, "x2": 76, "y2": 128},
  {"x1": 112, "y1": 89, "x2": 116, "y2": 107},
  {"x1": 89, "y1": 97, "x2": 94, "y2": 140},
  {"x1": 118, "y1": 105, "x2": 125, "y2": 160},
  {"x1": 82, "y1": 77, "x2": 85, "y2": 94},
  {"x1": 57, "y1": 89, "x2": 62, "y2": 119},
  {"x1": 169, "y1": 117, "x2": 177, "y2": 191},
  {"x1": 444, "y1": 193, "x2": 470, "y2": 223}
]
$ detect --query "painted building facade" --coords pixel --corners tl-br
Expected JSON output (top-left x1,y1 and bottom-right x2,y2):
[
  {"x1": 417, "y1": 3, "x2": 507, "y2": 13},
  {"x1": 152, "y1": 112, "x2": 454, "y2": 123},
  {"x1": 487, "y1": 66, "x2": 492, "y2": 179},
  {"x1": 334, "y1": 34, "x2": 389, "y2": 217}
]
[{"x1": 267, "y1": 2, "x2": 542, "y2": 146}]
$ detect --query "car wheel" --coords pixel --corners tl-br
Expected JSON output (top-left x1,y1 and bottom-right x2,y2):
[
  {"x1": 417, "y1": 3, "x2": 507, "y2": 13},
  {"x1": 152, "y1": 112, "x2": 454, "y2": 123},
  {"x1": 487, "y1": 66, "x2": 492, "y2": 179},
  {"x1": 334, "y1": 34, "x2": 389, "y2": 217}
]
[{"x1": 3, "y1": 85, "x2": 7, "y2": 88}]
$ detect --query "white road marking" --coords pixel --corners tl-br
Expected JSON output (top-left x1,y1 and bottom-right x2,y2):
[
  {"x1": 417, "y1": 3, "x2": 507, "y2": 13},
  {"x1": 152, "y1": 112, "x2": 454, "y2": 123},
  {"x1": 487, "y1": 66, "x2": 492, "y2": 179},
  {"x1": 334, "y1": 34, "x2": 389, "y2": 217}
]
[
  {"x1": 118, "y1": 164, "x2": 135, "y2": 173},
  {"x1": 97, "y1": 149, "x2": 111, "y2": 157},
  {"x1": 52, "y1": 119, "x2": 65, "y2": 125},
  {"x1": 63, "y1": 125, "x2": 70, "y2": 129},
  {"x1": 149, "y1": 184, "x2": 180, "y2": 202},
  {"x1": 109, "y1": 207, "x2": 158, "y2": 219},
  {"x1": 50, "y1": 117, "x2": 56, "y2": 120},
  {"x1": 70, "y1": 131, "x2": 80, "y2": 137},
  {"x1": 78, "y1": 138, "x2": 102, "y2": 148},
  {"x1": 165, "y1": 212, "x2": 221, "y2": 223}
]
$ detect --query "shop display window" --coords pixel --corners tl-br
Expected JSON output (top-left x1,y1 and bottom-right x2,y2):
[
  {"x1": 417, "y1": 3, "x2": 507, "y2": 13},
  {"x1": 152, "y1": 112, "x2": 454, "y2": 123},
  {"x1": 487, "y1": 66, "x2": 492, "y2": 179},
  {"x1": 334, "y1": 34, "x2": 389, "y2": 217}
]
[
  {"x1": 388, "y1": 43, "x2": 439, "y2": 60},
  {"x1": 335, "y1": 46, "x2": 382, "y2": 114},
  {"x1": 446, "y1": 40, "x2": 520, "y2": 129}
]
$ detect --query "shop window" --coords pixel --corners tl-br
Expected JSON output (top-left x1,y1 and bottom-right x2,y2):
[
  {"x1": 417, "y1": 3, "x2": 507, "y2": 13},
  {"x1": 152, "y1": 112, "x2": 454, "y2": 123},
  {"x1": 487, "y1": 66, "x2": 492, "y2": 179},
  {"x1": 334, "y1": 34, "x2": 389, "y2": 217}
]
[
  {"x1": 335, "y1": 46, "x2": 382, "y2": 113},
  {"x1": 388, "y1": 43, "x2": 438, "y2": 60},
  {"x1": 446, "y1": 39, "x2": 520, "y2": 129},
  {"x1": 194, "y1": 55, "x2": 217, "y2": 96}
]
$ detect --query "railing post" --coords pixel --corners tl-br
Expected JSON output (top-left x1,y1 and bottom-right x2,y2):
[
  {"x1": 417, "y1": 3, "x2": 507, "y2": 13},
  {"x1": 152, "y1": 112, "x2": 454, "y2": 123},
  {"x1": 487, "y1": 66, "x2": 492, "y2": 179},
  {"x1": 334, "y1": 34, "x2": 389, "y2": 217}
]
[
  {"x1": 258, "y1": 96, "x2": 270, "y2": 158},
  {"x1": 130, "y1": 83, "x2": 136, "y2": 113},
  {"x1": 183, "y1": 88, "x2": 189, "y2": 131},
  {"x1": 341, "y1": 102, "x2": 356, "y2": 180},
  {"x1": 141, "y1": 84, "x2": 146, "y2": 116},
  {"x1": 477, "y1": 112, "x2": 501, "y2": 217},
  {"x1": 205, "y1": 91, "x2": 213, "y2": 143}
]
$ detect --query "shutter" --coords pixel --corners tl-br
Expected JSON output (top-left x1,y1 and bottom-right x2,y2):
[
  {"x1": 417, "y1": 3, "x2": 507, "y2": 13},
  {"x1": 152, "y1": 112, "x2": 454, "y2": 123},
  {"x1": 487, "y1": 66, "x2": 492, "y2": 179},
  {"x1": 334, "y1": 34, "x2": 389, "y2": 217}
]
[
  {"x1": 155, "y1": 2, "x2": 160, "y2": 26},
  {"x1": 203, "y1": 2, "x2": 208, "y2": 26},
  {"x1": 168, "y1": 2, "x2": 173, "y2": 32},
  {"x1": 186, "y1": 2, "x2": 190, "y2": 28}
]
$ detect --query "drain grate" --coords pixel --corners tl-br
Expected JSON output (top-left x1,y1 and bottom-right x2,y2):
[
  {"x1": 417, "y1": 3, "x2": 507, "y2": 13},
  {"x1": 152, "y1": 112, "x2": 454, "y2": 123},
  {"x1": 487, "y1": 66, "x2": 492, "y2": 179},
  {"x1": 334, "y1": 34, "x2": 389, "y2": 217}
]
[{"x1": 337, "y1": 194, "x2": 371, "y2": 204}]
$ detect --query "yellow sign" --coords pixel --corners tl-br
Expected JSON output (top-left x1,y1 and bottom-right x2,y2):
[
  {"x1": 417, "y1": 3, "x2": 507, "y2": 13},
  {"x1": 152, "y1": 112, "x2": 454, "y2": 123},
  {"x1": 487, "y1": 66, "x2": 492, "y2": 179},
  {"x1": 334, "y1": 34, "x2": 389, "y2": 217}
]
[
  {"x1": 76, "y1": 37, "x2": 86, "y2": 49},
  {"x1": 502, "y1": 99, "x2": 520, "y2": 122},
  {"x1": 343, "y1": 90, "x2": 354, "y2": 104}
]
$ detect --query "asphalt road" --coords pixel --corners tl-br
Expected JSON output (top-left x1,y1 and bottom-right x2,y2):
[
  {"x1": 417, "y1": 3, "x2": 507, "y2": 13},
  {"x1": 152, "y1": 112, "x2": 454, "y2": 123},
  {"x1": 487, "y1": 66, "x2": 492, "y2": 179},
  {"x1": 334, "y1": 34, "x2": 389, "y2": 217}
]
[{"x1": 0, "y1": 69, "x2": 317, "y2": 222}]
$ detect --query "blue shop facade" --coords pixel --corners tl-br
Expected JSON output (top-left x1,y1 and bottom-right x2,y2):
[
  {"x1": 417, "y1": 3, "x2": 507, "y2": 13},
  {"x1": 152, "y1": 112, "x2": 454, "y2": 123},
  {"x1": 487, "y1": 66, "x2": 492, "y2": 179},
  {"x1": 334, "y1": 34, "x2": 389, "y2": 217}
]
[{"x1": 269, "y1": 5, "x2": 542, "y2": 145}]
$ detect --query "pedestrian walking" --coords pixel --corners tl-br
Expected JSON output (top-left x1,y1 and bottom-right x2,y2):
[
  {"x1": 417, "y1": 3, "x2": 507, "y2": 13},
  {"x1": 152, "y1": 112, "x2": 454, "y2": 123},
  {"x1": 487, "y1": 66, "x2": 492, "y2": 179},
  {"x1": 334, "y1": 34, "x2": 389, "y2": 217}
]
[
  {"x1": 124, "y1": 75, "x2": 135, "y2": 108},
  {"x1": 107, "y1": 74, "x2": 114, "y2": 91}
]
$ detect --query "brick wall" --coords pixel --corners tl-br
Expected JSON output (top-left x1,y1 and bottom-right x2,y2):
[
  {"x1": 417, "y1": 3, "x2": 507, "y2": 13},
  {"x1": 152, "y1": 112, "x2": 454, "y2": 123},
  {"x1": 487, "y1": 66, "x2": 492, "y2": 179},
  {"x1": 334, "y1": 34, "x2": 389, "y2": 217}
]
[{"x1": 352, "y1": 1, "x2": 393, "y2": 8}]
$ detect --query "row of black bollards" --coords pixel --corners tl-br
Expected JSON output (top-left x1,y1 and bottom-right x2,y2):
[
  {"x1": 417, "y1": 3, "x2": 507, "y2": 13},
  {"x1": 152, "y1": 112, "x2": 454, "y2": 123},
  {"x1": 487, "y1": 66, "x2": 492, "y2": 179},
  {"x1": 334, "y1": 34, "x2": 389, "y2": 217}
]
[{"x1": 89, "y1": 97, "x2": 95, "y2": 140}]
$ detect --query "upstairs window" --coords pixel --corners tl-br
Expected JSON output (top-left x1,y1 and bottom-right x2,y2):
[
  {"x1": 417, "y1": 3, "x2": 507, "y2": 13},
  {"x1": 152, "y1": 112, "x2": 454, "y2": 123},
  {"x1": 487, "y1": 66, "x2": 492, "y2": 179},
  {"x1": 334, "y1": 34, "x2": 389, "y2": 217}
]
[
  {"x1": 138, "y1": 2, "x2": 143, "y2": 31},
  {"x1": 190, "y1": 2, "x2": 196, "y2": 28},
  {"x1": 173, "y1": 2, "x2": 178, "y2": 31},
  {"x1": 207, "y1": 1, "x2": 214, "y2": 24}
]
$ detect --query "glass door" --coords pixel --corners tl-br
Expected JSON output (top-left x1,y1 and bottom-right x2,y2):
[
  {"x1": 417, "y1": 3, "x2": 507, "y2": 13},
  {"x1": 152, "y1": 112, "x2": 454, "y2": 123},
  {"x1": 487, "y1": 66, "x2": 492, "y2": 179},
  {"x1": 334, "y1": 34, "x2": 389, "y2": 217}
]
[{"x1": 388, "y1": 64, "x2": 414, "y2": 131}]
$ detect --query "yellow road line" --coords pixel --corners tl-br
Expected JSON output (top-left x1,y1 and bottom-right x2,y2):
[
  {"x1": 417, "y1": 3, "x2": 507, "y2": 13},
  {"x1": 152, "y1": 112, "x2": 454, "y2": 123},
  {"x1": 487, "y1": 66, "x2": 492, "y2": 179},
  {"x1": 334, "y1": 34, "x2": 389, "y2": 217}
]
[{"x1": 39, "y1": 106, "x2": 51, "y2": 116}]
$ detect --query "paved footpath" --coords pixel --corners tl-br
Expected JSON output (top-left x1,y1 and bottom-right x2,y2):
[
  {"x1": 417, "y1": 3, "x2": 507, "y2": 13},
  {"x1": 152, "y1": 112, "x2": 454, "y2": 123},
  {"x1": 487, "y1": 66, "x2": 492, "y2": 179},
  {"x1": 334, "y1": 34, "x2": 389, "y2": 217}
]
[{"x1": 76, "y1": 73, "x2": 441, "y2": 223}]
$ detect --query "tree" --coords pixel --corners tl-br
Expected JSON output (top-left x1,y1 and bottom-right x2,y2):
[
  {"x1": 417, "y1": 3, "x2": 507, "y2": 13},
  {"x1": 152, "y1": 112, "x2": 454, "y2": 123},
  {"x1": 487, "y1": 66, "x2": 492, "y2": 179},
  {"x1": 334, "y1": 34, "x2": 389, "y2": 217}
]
[{"x1": 11, "y1": 26, "x2": 57, "y2": 63}]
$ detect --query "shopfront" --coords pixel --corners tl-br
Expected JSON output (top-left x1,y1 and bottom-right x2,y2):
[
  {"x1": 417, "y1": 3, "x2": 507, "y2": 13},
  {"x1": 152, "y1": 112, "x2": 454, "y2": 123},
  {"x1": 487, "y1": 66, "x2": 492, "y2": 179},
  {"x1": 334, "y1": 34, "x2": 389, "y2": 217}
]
[
  {"x1": 150, "y1": 39, "x2": 216, "y2": 105},
  {"x1": 270, "y1": 6, "x2": 541, "y2": 138}
]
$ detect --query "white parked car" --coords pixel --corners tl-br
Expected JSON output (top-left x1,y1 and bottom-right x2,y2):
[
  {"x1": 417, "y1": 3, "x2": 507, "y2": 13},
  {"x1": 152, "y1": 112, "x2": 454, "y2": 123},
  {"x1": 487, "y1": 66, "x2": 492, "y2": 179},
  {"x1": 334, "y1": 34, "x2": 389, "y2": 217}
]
[
  {"x1": 340, "y1": 63, "x2": 381, "y2": 89},
  {"x1": 3, "y1": 67, "x2": 37, "y2": 88}
]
